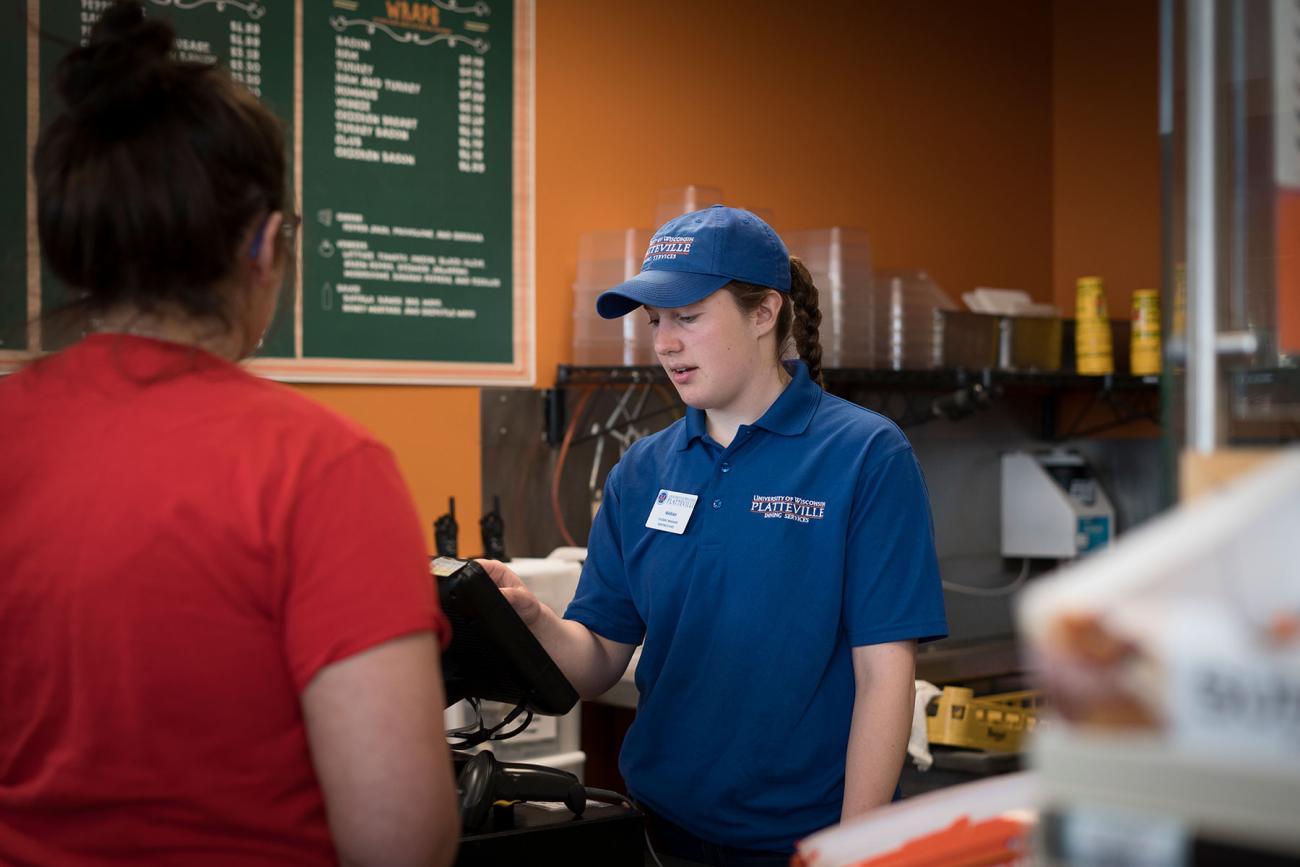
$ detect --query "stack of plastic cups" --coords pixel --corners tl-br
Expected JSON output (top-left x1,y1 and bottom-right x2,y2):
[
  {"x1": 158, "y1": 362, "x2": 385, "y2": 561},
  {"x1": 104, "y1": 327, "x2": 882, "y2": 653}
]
[
  {"x1": 571, "y1": 229, "x2": 654, "y2": 364},
  {"x1": 785, "y1": 228, "x2": 875, "y2": 367},
  {"x1": 887, "y1": 275, "x2": 904, "y2": 368},
  {"x1": 1075, "y1": 276, "x2": 1114, "y2": 375},
  {"x1": 876, "y1": 269, "x2": 956, "y2": 370},
  {"x1": 1130, "y1": 289, "x2": 1162, "y2": 376},
  {"x1": 654, "y1": 185, "x2": 724, "y2": 231}
]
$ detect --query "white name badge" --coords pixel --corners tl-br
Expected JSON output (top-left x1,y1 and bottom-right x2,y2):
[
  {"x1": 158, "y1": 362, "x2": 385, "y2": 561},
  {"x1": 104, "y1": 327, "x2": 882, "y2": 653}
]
[{"x1": 645, "y1": 489, "x2": 698, "y2": 535}]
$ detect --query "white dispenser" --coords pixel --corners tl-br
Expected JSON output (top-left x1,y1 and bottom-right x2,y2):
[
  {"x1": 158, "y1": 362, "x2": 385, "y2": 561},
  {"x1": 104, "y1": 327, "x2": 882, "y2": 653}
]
[{"x1": 1001, "y1": 450, "x2": 1115, "y2": 559}]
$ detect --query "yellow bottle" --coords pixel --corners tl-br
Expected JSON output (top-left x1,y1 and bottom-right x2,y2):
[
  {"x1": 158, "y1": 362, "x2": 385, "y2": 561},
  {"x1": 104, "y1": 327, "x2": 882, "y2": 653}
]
[
  {"x1": 1076, "y1": 276, "x2": 1114, "y2": 375},
  {"x1": 1130, "y1": 289, "x2": 1162, "y2": 376}
]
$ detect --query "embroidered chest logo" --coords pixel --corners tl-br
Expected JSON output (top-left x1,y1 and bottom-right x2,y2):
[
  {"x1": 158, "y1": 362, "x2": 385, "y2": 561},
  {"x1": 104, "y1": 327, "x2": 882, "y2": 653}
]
[
  {"x1": 749, "y1": 494, "x2": 827, "y2": 524},
  {"x1": 643, "y1": 235, "x2": 694, "y2": 263}
]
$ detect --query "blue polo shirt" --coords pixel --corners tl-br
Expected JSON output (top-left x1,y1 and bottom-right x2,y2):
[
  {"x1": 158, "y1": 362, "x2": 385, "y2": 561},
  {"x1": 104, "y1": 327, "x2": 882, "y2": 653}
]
[{"x1": 564, "y1": 361, "x2": 947, "y2": 852}]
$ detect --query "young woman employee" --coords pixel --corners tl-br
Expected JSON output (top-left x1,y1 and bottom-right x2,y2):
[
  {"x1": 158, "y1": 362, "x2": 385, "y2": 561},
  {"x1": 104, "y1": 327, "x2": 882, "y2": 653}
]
[{"x1": 484, "y1": 205, "x2": 947, "y2": 865}]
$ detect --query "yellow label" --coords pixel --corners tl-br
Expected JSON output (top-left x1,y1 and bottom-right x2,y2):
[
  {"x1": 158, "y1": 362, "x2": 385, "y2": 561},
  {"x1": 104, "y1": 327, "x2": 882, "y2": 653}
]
[
  {"x1": 1131, "y1": 288, "x2": 1162, "y2": 375},
  {"x1": 1076, "y1": 276, "x2": 1108, "y2": 321},
  {"x1": 1131, "y1": 351, "x2": 1162, "y2": 376},
  {"x1": 1076, "y1": 319, "x2": 1114, "y2": 375}
]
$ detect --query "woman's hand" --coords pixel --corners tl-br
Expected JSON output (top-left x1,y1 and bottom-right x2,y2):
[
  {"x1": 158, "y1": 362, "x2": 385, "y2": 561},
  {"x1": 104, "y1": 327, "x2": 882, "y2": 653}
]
[
  {"x1": 477, "y1": 559, "x2": 542, "y2": 627},
  {"x1": 476, "y1": 558, "x2": 637, "y2": 699}
]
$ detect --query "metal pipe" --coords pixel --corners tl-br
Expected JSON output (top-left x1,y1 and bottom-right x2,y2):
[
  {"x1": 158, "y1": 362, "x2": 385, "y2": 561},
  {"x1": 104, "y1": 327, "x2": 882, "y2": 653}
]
[
  {"x1": 1214, "y1": 330, "x2": 1260, "y2": 356},
  {"x1": 1229, "y1": 0, "x2": 1248, "y2": 330},
  {"x1": 1186, "y1": 0, "x2": 1219, "y2": 453}
]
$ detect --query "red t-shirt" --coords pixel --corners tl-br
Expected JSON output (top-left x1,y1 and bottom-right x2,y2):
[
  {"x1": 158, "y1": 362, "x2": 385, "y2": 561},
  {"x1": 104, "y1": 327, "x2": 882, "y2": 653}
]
[{"x1": 0, "y1": 334, "x2": 450, "y2": 866}]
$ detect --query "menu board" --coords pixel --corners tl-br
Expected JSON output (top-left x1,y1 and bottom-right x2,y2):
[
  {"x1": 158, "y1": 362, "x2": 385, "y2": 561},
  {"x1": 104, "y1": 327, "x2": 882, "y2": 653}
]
[
  {"x1": 32, "y1": 0, "x2": 294, "y2": 351},
  {"x1": 4, "y1": 0, "x2": 535, "y2": 384},
  {"x1": 0, "y1": 14, "x2": 27, "y2": 351},
  {"x1": 295, "y1": 0, "x2": 516, "y2": 366}
]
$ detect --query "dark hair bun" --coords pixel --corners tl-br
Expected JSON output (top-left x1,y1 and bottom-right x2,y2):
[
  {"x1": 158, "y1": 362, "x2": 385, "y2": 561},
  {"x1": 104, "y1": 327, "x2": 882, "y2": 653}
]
[{"x1": 56, "y1": 0, "x2": 177, "y2": 133}]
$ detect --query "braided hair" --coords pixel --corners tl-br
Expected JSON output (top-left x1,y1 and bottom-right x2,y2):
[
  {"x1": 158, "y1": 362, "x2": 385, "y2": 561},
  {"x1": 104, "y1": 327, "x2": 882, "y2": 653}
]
[{"x1": 725, "y1": 256, "x2": 825, "y2": 386}]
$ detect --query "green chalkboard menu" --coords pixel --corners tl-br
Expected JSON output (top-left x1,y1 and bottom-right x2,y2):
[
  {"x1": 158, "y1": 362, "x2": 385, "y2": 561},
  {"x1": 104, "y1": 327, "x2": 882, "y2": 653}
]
[
  {"x1": 0, "y1": 14, "x2": 26, "y2": 352},
  {"x1": 35, "y1": 0, "x2": 297, "y2": 354},
  {"x1": 4, "y1": 0, "x2": 535, "y2": 384},
  {"x1": 297, "y1": 0, "x2": 514, "y2": 365}
]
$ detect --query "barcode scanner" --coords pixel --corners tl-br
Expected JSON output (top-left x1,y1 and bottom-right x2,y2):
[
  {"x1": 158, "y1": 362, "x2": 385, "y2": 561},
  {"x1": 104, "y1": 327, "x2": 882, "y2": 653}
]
[{"x1": 457, "y1": 750, "x2": 588, "y2": 833}]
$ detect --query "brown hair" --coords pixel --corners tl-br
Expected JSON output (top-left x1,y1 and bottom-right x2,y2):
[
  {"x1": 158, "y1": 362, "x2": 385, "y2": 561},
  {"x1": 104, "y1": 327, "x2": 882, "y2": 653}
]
[
  {"x1": 34, "y1": 0, "x2": 288, "y2": 334},
  {"x1": 725, "y1": 256, "x2": 824, "y2": 386}
]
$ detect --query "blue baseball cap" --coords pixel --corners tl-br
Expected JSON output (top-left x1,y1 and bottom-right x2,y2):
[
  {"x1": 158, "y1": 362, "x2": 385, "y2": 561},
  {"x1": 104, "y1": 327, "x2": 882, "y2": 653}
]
[{"x1": 595, "y1": 205, "x2": 791, "y2": 319}]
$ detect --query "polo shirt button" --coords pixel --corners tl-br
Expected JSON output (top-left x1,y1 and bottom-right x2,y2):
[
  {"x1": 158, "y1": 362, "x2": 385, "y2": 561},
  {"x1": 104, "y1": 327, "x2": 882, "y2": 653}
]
[
  {"x1": 721, "y1": 462, "x2": 731, "y2": 473},
  {"x1": 712, "y1": 498, "x2": 723, "y2": 509}
]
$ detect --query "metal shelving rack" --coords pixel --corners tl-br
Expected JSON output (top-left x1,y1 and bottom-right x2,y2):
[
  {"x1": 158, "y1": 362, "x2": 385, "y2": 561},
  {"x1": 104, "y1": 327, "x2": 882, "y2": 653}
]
[
  {"x1": 547, "y1": 365, "x2": 1160, "y2": 444},
  {"x1": 557, "y1": 364, "x2": 1159, "y2": 391}
]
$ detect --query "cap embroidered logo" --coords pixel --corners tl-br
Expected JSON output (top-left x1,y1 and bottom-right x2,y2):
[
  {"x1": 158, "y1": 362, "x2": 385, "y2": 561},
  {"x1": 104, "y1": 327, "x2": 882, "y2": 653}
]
[{"x1": 643, "y1": 235, "x2": 695, "y2": 264}]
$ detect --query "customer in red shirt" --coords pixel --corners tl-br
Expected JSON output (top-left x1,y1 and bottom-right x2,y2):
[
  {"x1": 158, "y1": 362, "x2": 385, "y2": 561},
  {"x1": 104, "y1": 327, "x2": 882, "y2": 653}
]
[{"x1": 0, "y1": 3, "x2": 459, "y2": 865}]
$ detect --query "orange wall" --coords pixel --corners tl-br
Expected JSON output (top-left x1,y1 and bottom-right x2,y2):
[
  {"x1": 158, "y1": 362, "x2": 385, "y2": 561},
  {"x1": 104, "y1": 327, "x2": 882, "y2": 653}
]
[
  {"x1": 292, "y1": 384, "x2": 481, "y2": 555},
  {"x1": 296, "y1": 1, "x2": 1161, "y2": 556},
  {"x1": 536, "y1": 1, "x2": 1056, "y2": 381},
  {"x1": 1051, "y1": 0, "x2": 1161, "y2": 318}
]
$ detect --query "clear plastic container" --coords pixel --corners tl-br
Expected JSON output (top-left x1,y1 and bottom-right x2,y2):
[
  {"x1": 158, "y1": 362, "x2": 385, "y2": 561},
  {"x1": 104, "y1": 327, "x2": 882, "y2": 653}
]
[
  {"x1": 575, "y1": 228, "x2": 651, "y2": 289},
  {"x1": 572, "y1": 311, "x2": 624, "y2": 342},
  {"x1": 575, "y1": 263, "x2": 639, "y2": 292},
  {"x1": 572, "y1": 307, "x2": 653, "y2": 341},
  {"x1": 572, "y1": 229, "x2": 656, "y2": 365},
  {"x1": 654, "y1": 184, "x2": 724, "y2": 230},
  {"x1": 573, "y1": 338, "x2": 656, "y2": 366},
  {"x1": 572, "y1": 285, "x2": 614, "y2": 312},
  {"x1": 787, "y1": 227, "x2": 874, "y2": 275},
  {"x1": 875, "y1": 269, "x2": 956, "y2": 370},
  {"x1": 572, "y1": 287, "x2": 656, "y2": 321},
  {"x1": 785, "y1": 228, "x2": 877, "y2": 368}
]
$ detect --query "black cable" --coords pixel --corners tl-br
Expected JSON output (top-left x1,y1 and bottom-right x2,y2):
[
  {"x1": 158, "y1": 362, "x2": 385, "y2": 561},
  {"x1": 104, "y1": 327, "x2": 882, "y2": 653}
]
[
  {"x1": 444, "y1": 700, "x2": 534, "y2": 749},
  {"x1": 491, "y1": 707, "x2": 533, "y2": 741}
]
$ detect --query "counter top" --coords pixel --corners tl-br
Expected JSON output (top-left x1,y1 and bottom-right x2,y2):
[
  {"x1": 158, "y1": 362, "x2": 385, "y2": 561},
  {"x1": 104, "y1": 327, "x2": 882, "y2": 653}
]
[{"x1": 592, "y1": 638, "x2": 1026, "y2": 710}]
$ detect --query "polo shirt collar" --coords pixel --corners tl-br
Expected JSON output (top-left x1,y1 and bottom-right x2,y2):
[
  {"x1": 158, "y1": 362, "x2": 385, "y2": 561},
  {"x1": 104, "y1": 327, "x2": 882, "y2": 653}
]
[{"x1": 674, "y1": 360, "x2": 821, "y2": 451}]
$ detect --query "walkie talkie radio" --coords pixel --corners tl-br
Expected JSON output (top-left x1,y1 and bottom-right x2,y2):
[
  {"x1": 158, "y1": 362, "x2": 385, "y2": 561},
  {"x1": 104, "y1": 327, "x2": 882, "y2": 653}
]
[
  {"x1": 433, "y1": 496, "x2": 458, "y2": 558},
  {"x1": 479, "y1": 495, "x2": 507, "y2": 561}
]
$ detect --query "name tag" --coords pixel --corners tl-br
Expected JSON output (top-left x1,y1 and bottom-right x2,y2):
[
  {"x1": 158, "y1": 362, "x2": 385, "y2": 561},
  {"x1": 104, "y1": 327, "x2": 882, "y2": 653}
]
[{"x1": 645, "y1": 489, "x2": 698, "y2": 535}]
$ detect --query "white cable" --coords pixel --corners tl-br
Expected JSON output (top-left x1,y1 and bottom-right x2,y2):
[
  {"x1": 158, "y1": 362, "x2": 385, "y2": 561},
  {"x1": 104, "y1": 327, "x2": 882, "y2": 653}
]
[
  {"x1": 643, "y1": 827, "x2": 666, "y2": 867},
  {"x1": 941, "y1": 558, "x2": 1031, "y2": 597}
]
